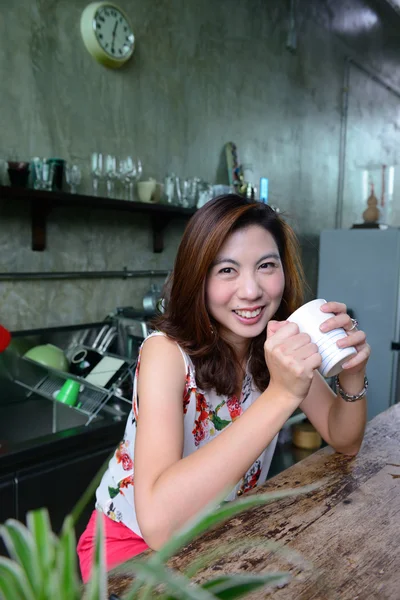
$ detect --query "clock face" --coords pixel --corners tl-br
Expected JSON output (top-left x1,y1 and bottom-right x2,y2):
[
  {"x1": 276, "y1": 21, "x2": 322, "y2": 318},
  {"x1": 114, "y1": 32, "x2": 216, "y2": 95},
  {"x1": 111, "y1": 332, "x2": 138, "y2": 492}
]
[{"x1": 93, "y1": 5, "x2": 134, "y2": 60}]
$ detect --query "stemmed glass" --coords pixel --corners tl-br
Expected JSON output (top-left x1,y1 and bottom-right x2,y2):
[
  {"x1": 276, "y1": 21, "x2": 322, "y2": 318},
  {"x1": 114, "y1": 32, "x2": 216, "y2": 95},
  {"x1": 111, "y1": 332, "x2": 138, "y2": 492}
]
[
  {"x1": 136, "y1": 159, "x2": 143, "y2": 183},
  {"x1": 125, "y1": 157, "x2": 137, "y2": 201},
  {"x1": 91, "y1": 152, "x2": 103, "y2": 196},
  {"x1": 118, "y1": 157, "x2": 139, "y2": 201},
  {"x1": 105, "y1": 155, "x2": 117, "y2": 198},
  {"x1": 65, "y1": 163, "x2": 82, "y2": 194}
]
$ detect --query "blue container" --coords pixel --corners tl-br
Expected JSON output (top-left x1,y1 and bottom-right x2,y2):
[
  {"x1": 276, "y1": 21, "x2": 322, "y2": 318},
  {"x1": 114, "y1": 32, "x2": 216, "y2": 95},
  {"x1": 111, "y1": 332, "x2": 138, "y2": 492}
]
[{"x1": 260, "y1": 177, "x2": 269, "y2": 203}]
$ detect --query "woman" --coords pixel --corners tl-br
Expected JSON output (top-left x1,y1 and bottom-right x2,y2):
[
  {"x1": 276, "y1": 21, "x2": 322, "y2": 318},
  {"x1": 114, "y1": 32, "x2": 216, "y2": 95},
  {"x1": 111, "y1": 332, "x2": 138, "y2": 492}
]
[{"x1": 77, "y1": 194, "x2": 370, "y2": 581}]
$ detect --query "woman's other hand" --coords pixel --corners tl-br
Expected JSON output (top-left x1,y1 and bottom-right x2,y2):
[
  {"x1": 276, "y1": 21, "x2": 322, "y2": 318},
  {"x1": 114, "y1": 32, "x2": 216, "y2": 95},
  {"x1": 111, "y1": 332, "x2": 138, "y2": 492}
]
[
  {"x1": 319, "y1": 301, "x2": 371, "y2": 375},
  {"x1": 264, "y1": 320, "x2": 322, "y2": 403}
]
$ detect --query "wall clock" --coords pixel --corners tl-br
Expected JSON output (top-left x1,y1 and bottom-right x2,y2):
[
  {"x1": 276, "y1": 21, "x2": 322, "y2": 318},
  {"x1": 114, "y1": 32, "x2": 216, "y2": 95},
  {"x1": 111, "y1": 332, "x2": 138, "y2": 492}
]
[{"x1": 80, "y1": 2, "x2": 135, "y2": 69}]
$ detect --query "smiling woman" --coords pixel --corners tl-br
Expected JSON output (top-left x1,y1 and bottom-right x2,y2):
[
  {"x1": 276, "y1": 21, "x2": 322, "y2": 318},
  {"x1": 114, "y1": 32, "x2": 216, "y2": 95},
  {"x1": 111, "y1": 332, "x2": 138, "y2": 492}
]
[
  {"x1": 153, "y1": 195, "x2": 305, "y2": 395},
  {"x1": 77, "y1": 194, "x2": 370, "y2": 581}
]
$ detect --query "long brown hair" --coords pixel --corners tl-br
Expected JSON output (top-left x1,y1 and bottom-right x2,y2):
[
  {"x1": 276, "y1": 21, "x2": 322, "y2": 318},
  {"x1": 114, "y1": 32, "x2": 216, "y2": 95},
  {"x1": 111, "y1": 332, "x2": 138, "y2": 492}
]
[{"x1": 151, "y1": 194, "x2": 306, "y2": 395}]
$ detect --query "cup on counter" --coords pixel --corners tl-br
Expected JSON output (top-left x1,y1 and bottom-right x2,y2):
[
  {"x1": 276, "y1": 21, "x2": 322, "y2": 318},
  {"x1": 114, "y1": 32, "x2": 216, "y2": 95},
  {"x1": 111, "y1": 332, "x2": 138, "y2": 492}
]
[
  {"x1": 287, "y1": 298, "x2": 357, "y2": 378},
  {"x1": 54, "y1": 379, "x2": 81, "y2": 407}
]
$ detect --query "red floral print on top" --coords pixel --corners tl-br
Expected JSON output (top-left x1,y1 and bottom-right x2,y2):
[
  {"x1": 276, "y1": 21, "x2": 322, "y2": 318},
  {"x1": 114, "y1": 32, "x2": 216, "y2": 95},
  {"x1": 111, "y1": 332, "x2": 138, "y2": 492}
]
[
  {"x1": 226, "y1": 396, "x2": 243, "y2": 421},
  {"x1": 116, "y1": 441, "x2": 133, "y2": 471}
]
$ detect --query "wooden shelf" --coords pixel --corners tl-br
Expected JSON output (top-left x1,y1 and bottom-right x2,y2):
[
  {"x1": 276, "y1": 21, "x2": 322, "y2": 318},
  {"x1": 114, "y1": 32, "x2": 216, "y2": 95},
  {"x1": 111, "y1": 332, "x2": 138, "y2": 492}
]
[{"x1": 0, "y1": 185, "x2": 196, "y2": 252}]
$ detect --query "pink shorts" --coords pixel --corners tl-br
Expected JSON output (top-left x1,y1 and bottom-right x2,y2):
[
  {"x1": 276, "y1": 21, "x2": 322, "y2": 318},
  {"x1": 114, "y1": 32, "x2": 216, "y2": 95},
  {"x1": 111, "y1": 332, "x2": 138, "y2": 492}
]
[{"x1": 77, "y1": 510, "x2": 149, "y2": 583}]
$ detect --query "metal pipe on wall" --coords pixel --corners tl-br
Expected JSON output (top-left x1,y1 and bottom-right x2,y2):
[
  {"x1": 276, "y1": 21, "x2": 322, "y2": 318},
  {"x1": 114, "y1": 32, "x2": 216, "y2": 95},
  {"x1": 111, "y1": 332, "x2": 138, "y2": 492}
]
[
  {"x1": 0, "y1": 269, "x2": 170, "y2": 281},
  {"x1": 335, "y1": 57, "x2": 351, "y2": 229}
]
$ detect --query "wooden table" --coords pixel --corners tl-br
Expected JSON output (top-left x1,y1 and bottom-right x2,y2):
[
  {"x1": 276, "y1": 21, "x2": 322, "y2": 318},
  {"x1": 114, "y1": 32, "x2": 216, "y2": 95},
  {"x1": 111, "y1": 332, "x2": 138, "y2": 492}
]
[{"x1": 108, "y1": 404, "x2": 400, "y2": 599}]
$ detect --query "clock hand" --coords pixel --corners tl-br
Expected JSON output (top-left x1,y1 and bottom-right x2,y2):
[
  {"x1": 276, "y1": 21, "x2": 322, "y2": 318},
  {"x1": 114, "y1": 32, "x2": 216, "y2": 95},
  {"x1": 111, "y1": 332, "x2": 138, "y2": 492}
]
[{"x1": 111, "y1": 20, "x2": 118, "y2": 52}]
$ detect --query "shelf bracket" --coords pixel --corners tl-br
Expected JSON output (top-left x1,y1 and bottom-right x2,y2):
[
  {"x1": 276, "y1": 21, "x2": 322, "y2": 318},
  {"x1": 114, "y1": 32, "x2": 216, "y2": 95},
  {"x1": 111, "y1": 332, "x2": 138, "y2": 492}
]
[
  {"x1": 151, "y1": 213, "x2": 172, "y2": 253},
  {"x1": 31, "y1": 199, "x2": 50, "y2": 251}
]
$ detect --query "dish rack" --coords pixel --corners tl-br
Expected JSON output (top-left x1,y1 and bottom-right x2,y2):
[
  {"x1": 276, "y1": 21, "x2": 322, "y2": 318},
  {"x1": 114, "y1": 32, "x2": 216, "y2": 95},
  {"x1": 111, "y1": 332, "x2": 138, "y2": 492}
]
[{"x1": 13, "y1": 352, "x2": 136, "y2": 425}]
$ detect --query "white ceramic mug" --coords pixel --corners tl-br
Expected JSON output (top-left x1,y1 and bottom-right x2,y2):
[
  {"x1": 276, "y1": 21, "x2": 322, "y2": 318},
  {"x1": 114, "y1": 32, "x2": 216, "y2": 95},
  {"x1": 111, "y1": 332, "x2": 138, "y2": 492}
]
[
  {"x1": 287, "y1": 299, "x2": 357, "y2": 378},
  {"x1": 137, "y1": 180, "x2": 162, "y2": 203}
]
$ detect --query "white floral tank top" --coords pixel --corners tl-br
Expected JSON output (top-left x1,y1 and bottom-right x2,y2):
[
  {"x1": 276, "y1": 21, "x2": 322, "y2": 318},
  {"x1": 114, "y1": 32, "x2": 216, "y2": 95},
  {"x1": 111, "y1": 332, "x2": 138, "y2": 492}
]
[{"x1": 95, "y1": 332, "x2": 278, "y2": 537}]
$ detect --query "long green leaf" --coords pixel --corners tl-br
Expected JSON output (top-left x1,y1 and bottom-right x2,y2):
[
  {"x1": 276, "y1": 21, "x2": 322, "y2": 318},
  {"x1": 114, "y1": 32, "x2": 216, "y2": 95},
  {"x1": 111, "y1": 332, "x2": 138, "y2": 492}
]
[
  {"x1": 26, "y1": 508, "x2": 56, "y2": 583},
  {"x1": 184, "y1": 536, "x2": 311, "y2": 579},
  {"x1": 123, "y1": 577, "x2": 144, "y2": 599},
  {"x1": 44, "y1": 569, "x2": 64, "y2": 600},
  {"x1": 201, "y1": 572, "x2": 290, "y2": 599},
  {"x1": 0, "y1": 568, "x2": 24, "y2": 600},
  {"x1": 0, "y1": 519, "x2": 40, "y2": 595},
  {"x1": 124, "y1": 561, "x2": 216, "y2": 600},
  {"x1": 0, "y1": 557, "x2": 35, "y2": 600},
  {"x1": 84, "y1": 511, "x2": 107, "y2": 600},
  {"x1": 70, "y1": 451, "x2": 113, "y2": 526},
  {"x1": 153, "y1": 483, "x2": 320, "y2": 564},
  {"x1": 57, "y1": 515, "x2": 80, "y2": 600}
]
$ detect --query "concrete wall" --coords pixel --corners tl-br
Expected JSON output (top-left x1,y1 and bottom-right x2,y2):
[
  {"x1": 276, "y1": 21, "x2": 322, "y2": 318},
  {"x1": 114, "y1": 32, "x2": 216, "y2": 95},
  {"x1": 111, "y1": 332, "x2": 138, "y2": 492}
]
[{"x1": 0, "y1": 0, "x2": 399, "y2": 330}]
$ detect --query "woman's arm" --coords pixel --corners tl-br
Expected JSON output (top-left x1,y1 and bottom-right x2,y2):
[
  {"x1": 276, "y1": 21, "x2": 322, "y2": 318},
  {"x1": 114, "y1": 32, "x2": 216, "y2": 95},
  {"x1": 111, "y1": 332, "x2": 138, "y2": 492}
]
[
  {"x1": 299, "y1": 371, "x2": 367, "y2": 455},
  {"x1": 299, "y1": 301, "x2": 370, "y2": 455},
  {"x1": 134, "y1": 326, "x2": 319, "y2": 550}
]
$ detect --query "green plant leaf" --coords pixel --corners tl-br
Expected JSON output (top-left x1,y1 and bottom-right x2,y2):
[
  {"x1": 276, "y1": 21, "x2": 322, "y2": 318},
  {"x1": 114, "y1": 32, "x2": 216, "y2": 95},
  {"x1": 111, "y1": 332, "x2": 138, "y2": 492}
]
[
  {"x1": 201, "y1": 572, "x2": 290, "y2": 599},
  {"x1": 184, "y1": 536, "x2": 310, "y2": 579},
  {"x1": 0, "y1": 557, "x2": 36, "y2": 600},
  {"x1": 70, "y1": 451, "x2": 113, "y2": 526},
  {"x1": 57, "y1": 515, "x2": 80, "y2": 600},
  {"x1": 26, "y1": 508, "x2": 56, "y2": 583},
  {"x1": 84, "y1": 511, "x2": 107, "y2": 600},
  {"x1": 153, "y1": 483, "x2": 320, "y2": 564},
  {"x1": 0, "y1": 519, "x2": 40, "y2": 596},
  {"x1": 44, "y1": 569, "x2": 64, "y2": 600},
  {"x1": 0, "y1": 568, "x2": 24, "y2": 600},
  {"x1": 124, "y1": 560, "x2": 216, "y2": 600}
]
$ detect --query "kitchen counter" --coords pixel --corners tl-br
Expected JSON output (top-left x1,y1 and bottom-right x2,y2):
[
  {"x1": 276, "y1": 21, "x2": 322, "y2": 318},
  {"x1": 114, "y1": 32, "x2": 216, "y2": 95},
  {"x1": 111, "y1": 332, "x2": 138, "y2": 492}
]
[{"x1": 107, "y1": 403, "x2": 400, "y2": 599}]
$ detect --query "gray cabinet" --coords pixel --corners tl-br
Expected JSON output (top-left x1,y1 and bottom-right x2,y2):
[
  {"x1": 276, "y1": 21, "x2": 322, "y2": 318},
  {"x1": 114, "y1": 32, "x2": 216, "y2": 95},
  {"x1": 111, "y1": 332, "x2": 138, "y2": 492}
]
[{"x1": 318, "y1": 229, "x2": 400, "y2": 420}]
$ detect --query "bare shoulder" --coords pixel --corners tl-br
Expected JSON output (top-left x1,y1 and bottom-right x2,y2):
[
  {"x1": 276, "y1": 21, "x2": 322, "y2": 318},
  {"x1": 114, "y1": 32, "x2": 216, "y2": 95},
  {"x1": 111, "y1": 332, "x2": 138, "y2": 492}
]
[{"x1": 138, "y1": 334, "x2": 187, "y2": 396}]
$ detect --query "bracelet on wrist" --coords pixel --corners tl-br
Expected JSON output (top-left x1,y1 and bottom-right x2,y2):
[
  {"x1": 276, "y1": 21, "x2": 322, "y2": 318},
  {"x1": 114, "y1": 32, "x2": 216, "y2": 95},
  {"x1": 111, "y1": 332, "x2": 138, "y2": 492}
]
[{"x1": 335, "y1": 374, "x2": 368, "y2": 402}]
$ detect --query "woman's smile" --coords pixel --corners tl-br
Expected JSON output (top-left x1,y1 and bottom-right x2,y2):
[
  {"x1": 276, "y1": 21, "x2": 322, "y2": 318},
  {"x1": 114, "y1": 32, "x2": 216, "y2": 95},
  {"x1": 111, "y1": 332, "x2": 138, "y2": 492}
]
[{"x1": 232, "y1": 305, "x2": 266, "y2": 325}]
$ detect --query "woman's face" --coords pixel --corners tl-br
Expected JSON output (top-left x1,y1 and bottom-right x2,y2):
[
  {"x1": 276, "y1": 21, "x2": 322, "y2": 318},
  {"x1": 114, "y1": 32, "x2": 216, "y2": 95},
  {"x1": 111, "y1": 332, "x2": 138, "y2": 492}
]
[{"x1": 206, "y1": 225, "x2": 285, "y2": 348}]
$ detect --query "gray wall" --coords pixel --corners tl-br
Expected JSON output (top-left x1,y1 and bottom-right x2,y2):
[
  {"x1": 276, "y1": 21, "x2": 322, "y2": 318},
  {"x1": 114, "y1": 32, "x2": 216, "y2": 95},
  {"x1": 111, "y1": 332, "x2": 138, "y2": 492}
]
[{"x1": 0, "y1": 0, "x2": 399, "y2": 330}]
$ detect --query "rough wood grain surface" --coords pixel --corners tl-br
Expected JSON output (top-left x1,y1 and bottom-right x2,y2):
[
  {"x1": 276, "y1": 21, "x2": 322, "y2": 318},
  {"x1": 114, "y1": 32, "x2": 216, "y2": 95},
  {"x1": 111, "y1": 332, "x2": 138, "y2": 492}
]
[{"x1": 107, "y1": 404, "x2": 400, "y2": 599}]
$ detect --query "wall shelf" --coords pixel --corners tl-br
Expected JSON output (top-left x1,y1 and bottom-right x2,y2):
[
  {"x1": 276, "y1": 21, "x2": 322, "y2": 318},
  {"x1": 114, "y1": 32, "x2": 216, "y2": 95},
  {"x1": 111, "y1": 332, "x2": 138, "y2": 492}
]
[{"x1": 0, "y1": 185, "x2": 196, "y2": 253}]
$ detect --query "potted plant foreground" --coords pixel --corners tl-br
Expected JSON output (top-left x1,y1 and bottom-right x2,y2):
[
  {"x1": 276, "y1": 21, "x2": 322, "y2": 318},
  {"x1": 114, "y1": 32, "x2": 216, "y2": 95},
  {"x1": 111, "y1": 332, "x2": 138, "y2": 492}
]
[{"x1": 0, "y1": 461, "x2": 317, "y2": 600}]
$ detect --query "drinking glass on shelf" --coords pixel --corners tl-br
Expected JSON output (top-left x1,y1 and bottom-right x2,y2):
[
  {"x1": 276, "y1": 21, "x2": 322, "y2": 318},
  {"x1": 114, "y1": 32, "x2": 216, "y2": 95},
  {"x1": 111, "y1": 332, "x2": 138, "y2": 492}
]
[
  {"x1": 91, "y1": 152, "x2": 103, "y2": 196},
  {"x1": 117, "y1": 158, "x2": 128, "y2": 199},
  {"x1": 136, "y1": 158, "x2": 143, "y2": 182},
  {"x1": 164, "y1": 173, "x2": 175, "y2": 204},
  {"x1": 65, "y1": 163, "x2": 82, "y2": 194},
  {"x1": 118, "y1": 156, "x2": 136, "y2": 201},
  {"x1": 175, "y1": 176, "x2": 191, "y2": 207},
  {"x1": 187, "y1": 177, "x2": 200, "y2": 208},
  {"x1": 33, "y1": 157, "x2": 55, "y2": 191},
  {"x1": 105, "y1": 154, "x2": 117, "y2": 198}
]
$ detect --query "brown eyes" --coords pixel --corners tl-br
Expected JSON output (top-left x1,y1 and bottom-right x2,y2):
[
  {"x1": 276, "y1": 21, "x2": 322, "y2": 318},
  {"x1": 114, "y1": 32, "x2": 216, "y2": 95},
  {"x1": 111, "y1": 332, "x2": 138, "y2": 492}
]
[{"x1": 217, "y1": 263, "x2": 276, "y2": 276}]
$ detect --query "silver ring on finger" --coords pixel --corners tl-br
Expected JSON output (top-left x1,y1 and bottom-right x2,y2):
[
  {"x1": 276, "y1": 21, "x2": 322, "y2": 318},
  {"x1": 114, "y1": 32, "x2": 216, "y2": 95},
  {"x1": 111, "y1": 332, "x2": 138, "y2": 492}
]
[{"x1": 348, "y1": 318, "x2": 358, "y2": 331}]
